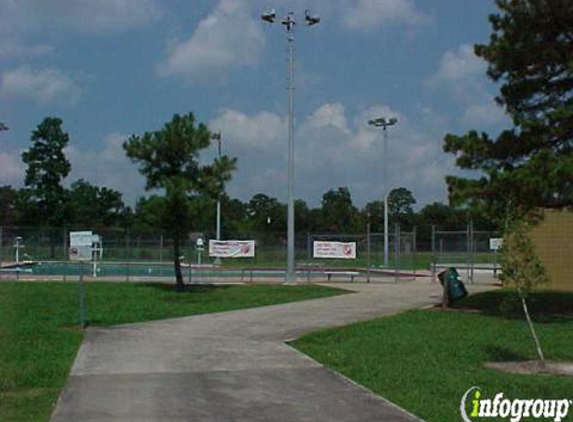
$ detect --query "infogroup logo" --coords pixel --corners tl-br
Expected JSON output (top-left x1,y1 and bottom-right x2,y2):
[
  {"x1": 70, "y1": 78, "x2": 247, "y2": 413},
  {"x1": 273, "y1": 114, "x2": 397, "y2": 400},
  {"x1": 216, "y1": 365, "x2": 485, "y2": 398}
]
[{"x1": 460, "y1": 387, "x2": 572, "y2": 422}]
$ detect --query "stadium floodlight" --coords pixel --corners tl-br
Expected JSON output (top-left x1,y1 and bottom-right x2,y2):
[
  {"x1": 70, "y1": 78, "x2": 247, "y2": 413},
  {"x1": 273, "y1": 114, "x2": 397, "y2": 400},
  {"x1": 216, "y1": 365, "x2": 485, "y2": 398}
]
[
  {"x1": 281, "y1": 12, "x2": 296, "y2": 30},
  {"x1": 261, "y1": 9, "x2": 320, "y2": 284},
  {"x1": 368, "y1": 116, "x2": 398, "y2": 267},
  {"x1": 305, "y1": 10, "x2": 320, "y2": 26},
  {"x1": 0, "y1": 122, "x2": 8, "y2": 131},
  {"x1": 368, "y1": 117, "x2": 397, "y2": 128},
  {"x1": 261, "y1": 9, "x2": 276, "y2": 23}
]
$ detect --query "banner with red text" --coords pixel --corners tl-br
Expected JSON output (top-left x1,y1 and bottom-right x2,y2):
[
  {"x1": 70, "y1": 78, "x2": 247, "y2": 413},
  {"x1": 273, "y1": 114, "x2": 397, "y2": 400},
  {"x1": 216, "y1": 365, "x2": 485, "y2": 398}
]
[
  {"x1": 313, "y1": 241, "x2": 356, "y2": 259},
  {"x1": 209, "y1": 240, "x2": 255, "y2": 258}
]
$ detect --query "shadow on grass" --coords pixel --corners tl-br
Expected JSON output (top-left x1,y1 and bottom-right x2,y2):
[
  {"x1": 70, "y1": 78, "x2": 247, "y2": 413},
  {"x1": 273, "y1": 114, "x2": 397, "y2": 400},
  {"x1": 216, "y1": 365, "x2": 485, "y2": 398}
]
[
  {"x1": 453, "y1": 290, "x2": 573, "y2": 324},
  {"x1": 136, "y1": 283, "x2": 233, "y2": 293},
  {"x1": 484, "y1": 345, "x2": 529, "y2": 362}
]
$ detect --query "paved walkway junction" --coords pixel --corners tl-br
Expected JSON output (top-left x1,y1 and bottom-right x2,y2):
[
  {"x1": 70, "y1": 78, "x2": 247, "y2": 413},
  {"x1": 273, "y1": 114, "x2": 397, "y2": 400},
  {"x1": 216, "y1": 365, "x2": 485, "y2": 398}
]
[{"x1": 50, "y1": 281, "x2": 491, "y2": 422}]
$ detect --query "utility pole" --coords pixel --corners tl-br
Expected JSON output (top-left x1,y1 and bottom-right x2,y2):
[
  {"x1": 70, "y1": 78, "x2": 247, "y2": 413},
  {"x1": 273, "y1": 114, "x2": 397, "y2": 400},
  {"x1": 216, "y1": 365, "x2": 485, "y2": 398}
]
[
  {"x1": 261, "y1": 9, "x2": 320, "y2": 283},
  {"x1": 211, "y1": 131, "x2": 222, "y2": 266}
]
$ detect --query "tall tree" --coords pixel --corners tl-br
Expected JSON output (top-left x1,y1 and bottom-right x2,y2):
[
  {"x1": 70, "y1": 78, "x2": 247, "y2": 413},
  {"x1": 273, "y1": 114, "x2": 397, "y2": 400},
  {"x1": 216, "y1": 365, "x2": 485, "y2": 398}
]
[
  {"x1": 124, "y1": 113, "x2": 236, "y2": 290},
  {"x1": 0, "y1": 186, "x2": 19, "y2": 226},
  {"x1": 247, "y1": 193, "x2": 286, "y2": 233},
  {"x1": 294, "y1": 199, "x2": 312, "y2": 234},
  {"x1": 21, "y1": 117, "x2": 71, "y2": 226},
  {"x1": 67, "y1": 179, "x2": 126, "y2": 227},
  {"x1": 387, "y1": 187, "x2": 416, "y2": 230},
  {"x1": 443, "y1": 0, "x2": 573, "y2": 221},
  {"x1": 220, "y1": 194, "x2": 248, "y2": 236},
  {"x1": 320, "y1": 187, "x2": 362, "y2": 233},
  {"x1": 363, "y1": 200, "x2": 384, "y2": 233},
  {"x1": 443, "y1": 0, "x2": 572, "y2": 366},
  {"x1": 133, "y1": 195, "x2": 167, "y2": 230}
]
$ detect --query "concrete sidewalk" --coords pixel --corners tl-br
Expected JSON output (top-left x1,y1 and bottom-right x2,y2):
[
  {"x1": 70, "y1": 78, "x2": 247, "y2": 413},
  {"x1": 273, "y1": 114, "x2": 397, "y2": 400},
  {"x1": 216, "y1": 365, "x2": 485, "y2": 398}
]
[{"x1": 50, "y1": 281, "x2": 456, "y2": 422}]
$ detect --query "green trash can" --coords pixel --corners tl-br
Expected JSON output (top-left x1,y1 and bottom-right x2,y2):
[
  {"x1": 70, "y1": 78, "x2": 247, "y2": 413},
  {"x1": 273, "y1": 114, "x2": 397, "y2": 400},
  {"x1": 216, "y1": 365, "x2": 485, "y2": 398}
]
[{"x1": 438, "y1": 267, "x2": 468, "y2": 302}]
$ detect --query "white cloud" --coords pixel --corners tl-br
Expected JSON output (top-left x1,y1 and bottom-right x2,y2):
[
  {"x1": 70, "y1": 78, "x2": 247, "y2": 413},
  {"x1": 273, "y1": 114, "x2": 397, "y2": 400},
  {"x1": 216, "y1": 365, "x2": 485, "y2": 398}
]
[
  {"x1": 0, "y1": 66, "x2": 82, "y2": 106},
  {"x1": 427, "y1": 44, "x2": 511, "y2": 129},
  {"x1": 159, "y1": 0, "x2": 265, "y2": 80},
  {"x1": 0, "y1": 150, "x2": 24, "y2": 187},
  {"x1": 461, "y1": 99, "x2": 508, "y2": 128},
  {"x1": 213, "y1": 102, "x2": 454, "y2": 207},
  {"x1": 159, "y1": 0, "x2": 430, "y2": 81},
  {"x1": 0, "y1": 0, "x2": 163, "y2": 35},
  {"x1": 341, "y1": 0, "x2": 431, "y2": 31},
  {"x1": 427, "y1": 44, "x2": 484, "y2": 87},
  {"x1": 209, "y1": 109, "x2": 285, "y2": 150},
  {"x1": 307, "y1": 103, "x2": 350, "y2": 133},
  {"x1": 0, "y1": 40, "x2": 54, "y2": 60},
  {"x1": 65, "y1": 133, "x2": 145, "y2": 203}
]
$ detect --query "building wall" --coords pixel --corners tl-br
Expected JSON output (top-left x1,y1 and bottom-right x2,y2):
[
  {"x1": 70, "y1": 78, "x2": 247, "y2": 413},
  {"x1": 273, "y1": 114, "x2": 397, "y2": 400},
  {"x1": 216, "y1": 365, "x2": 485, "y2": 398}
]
[{"x1": 529, "y1": 209, "x2": 573, "y2": 291}]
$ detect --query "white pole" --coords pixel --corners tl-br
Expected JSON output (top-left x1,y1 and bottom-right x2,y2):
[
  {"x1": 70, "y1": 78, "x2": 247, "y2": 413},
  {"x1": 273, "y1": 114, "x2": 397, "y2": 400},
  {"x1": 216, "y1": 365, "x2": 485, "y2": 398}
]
[
  {"x1": 215, "y1": 135, "x2": 222, "y2": 266},
  {"x1": 216, "y1": 135, "x2": 222, "y2": 242},
  {"x1": 286, "y1": 23, "x2": 296, "y2": 283},
  {"x1": 384, "y1": 127, "x2": 389, "y2": 267},
  {"x1": 261, "y1": 10, "x2": 319, "y2": 283}
]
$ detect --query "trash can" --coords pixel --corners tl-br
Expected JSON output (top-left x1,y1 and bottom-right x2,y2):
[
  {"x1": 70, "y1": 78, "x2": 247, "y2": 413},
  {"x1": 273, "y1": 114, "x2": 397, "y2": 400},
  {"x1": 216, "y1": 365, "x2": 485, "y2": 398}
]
[{"x1": 438, "y1": 267, "x2": 468, "y2": 302}]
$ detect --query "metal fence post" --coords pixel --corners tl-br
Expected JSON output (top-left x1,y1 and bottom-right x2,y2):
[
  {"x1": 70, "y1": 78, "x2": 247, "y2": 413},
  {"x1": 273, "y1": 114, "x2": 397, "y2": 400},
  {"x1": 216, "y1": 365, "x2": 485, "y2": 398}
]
[
  {"x1": 431, "y1": 225, "x2": 436, "y2": 282},
  {"x1": 0, "y1": 226, "x2": 3, "y2": 281},
  {"x1": 188, "y1": 248, "x2": 192, "y2": 285},
  {"x1": 125, "y1": 230, "x2": 130, "y2": 283},
  {"x1": 466, "y1": 223, "x2": 471, "y2": 283},
  {"x1": 63, "y1": 227, "x2": 67, "y2": 282},
  {"x1": 493, "y1": 247, "x2": 498, "y2": 279},
  {"x1": 159, "y1": 233, "x2": 164, "y2": 278},
  {"x1": 78, "y1": 261, "x2": 86, "y2": 329},
  {"x1": 306, "y1": 233, "x2": 311, "y2": 283},
  {"x1": 366, "y1": 217, "x2": 371, "y2": 283},
  {"x1": 413, "y1": 226, "x2": 417, "y2": 281},
  {"x1": 394, "y1": 223, "x2": 400, "y2": 282},
  {"x1": 470, "y1": 220, "x2": 475, "y2": 284}
]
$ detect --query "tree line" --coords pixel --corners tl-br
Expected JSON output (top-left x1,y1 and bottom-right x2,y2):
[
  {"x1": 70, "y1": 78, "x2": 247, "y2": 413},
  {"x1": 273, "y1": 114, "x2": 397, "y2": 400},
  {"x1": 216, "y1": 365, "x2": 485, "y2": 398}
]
[{"x1": 0, "y1": 116, "x2": 494, "y2": 239}]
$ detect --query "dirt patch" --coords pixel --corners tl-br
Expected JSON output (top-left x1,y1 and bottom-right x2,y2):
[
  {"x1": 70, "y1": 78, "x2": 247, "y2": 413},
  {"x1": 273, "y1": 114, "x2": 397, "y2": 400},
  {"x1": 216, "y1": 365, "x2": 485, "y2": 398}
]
[{"x1": 485, "y1": 360, "x2": 573, "y2": 377}]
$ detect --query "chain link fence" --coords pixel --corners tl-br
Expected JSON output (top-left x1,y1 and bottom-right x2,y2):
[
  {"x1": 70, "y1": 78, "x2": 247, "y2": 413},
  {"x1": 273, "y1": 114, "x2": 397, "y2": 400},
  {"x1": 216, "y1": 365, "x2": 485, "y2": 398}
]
[
  {"x1": 1, "y1": 223, "x2": 498, "y2": 284},
  {"x1": 431, "y1": 223, "x2": 501, "y2": 284}
]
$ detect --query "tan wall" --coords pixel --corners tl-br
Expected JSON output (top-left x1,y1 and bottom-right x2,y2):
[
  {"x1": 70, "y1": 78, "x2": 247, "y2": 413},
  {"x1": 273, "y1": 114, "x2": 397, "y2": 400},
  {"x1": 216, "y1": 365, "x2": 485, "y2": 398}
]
[{"x1": 529, "y1": 209, "x2": 573, "y2": 291}]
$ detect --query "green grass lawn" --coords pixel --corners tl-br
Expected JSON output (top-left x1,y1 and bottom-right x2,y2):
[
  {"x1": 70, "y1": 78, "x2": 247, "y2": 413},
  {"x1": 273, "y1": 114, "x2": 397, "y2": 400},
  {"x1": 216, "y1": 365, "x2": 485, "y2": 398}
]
[
  {"x1": 293, "y1": 290, "x2": 573, "y2": 422},
  {"x1": 0, "y1": 282, "x2": 345, "y2": 422}
]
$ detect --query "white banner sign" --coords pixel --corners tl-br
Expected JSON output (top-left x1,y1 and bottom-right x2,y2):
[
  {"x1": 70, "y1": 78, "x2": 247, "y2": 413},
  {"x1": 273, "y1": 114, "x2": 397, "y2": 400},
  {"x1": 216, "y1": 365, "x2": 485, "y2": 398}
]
[
  {"x1": 209, "y1": 240, "x2": 255, "y2": 258},
  {"x1": 489, "y1": 238, "x2": 503, "y2": 251},
  {"x1": 69, "y1": 231, "x2": 93, "y2": 261},
  {"x1": 313, "y1": 241, "x2": 356, "y2": 259}
]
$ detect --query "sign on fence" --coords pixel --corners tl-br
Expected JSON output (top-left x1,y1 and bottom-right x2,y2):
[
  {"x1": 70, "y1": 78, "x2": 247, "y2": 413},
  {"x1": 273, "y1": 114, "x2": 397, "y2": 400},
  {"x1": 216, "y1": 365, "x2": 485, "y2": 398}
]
[
  {"x1": 313, "y1": 241, "x2": 356, "y2": 259},
  {"x1": 489, "y1": 238, "x2": 503, "y2": 251},
  {"x1": 69, "y1": 231, "x2": 93, "y2": 261},
  {"x1": 209, "y1": 240, "x2": 255, "y2": 258}
]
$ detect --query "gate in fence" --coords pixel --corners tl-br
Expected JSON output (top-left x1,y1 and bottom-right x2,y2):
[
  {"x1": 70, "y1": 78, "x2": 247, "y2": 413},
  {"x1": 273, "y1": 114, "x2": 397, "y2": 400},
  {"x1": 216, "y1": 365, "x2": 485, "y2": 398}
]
[{"x1": 431, "y1": 222, "x2": 501, "y2": 283}]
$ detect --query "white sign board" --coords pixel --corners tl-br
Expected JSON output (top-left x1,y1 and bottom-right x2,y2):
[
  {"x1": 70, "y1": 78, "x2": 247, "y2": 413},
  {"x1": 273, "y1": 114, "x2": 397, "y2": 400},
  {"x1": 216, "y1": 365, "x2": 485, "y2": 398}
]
[
  {"x1": 489, "y1": 238, "x2": 503, "y2": 251},
  {"x1": 209, "y1": 240, "x2": 255, "y2": 258},
  {"x1": 313, "y1": 241, "x2": 356, "y2": 259},
  {"x1": 69, "y1": 231, "x2": 93, "y2": 261}
]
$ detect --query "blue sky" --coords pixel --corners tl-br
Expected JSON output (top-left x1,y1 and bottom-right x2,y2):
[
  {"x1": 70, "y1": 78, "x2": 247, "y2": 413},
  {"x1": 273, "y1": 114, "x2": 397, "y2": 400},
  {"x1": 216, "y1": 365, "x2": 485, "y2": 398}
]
[{"x1": 0, "y1": 0, "x2": 510, "y2": 208}]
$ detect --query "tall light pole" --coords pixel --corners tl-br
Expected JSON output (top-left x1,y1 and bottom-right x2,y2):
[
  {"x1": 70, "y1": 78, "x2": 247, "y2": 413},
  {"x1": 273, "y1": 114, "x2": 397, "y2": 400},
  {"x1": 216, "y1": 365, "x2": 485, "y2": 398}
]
[
  {"x1": 368, "y1": 117, "x2": 398, "y2": 267},
  {"x1": 211, "y1": 131, "x2": 222, "y2": 266},
  {"x1": 261, "y1": 9, "x2": 320, "y2": 283}
]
